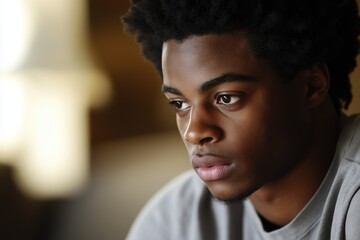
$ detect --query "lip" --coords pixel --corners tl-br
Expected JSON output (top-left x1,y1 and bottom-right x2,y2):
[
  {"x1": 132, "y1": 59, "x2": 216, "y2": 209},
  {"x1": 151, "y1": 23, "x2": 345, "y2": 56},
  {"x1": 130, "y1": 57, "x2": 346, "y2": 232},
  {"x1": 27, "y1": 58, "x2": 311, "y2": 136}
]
[{"x1": 191, "y1": 154, "x2": 233, "y2": 181}]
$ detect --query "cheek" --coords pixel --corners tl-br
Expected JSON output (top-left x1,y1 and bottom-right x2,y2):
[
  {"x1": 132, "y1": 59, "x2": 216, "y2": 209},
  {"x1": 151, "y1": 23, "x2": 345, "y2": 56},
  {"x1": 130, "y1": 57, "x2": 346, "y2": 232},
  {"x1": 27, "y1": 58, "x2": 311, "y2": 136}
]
[
  {"x1": 227, "y1": 119, "x2": 269, "y2": 159},
  {"x1": 225, "y1": 108, "x2": 281, "y2": 165},
  {"x1": 176, "y1": 116, "x2": 186, "y2": 135},
  {"x1": 176, "y1": 116, "x2": 190, "y2": 148},
  {"x1": 226, "y1": 101, "x2": 307, "y2": 176}
]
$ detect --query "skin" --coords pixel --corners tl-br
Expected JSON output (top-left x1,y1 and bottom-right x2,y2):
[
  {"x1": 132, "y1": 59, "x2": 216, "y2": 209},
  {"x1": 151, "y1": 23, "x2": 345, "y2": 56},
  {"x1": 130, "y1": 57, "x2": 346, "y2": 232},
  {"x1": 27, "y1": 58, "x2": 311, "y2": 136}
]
[{"x1": 161, "y1": 33, "x2": 339, "y2": 226}]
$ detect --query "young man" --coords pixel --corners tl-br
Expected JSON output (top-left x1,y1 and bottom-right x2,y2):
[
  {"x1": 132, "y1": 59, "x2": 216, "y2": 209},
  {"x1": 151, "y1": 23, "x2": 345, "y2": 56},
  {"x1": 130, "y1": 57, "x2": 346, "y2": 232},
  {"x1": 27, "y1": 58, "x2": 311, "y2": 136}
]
[{"x1": 123, "y1": 0, "x2": 360, "y2": 239}]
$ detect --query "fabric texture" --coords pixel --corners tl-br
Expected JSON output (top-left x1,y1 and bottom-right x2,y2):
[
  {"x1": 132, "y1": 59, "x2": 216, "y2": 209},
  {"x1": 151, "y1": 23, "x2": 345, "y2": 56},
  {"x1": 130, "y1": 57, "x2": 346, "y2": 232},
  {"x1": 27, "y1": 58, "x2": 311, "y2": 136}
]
[{"x1": 126, "y1": 114, "x2": 360, "y2": 240}]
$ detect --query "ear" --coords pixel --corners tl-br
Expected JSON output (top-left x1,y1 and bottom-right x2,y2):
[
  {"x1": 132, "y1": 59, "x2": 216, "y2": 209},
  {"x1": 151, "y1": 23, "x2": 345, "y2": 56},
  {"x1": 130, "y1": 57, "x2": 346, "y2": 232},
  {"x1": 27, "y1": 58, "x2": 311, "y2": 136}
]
[{"x1": 305, "y1": 64, "x2": 330, "y2": 108}]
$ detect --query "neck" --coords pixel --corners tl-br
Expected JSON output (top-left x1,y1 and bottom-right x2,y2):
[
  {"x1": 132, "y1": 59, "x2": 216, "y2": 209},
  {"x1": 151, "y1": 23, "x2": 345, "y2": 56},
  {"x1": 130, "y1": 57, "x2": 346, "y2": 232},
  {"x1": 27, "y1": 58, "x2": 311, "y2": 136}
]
[{"x1": 250, "y1": 100, "x2": 340, "y2": 227}]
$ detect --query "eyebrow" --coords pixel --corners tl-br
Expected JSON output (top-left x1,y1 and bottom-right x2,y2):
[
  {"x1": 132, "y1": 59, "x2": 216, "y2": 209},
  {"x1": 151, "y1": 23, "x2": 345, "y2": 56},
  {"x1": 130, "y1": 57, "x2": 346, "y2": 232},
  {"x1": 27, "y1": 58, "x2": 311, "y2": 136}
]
[
  {"x1": 162, "y1": 73, "x2": 255, "y2": 95},
  {"x1": 200, "y1": 73, "x2": 255, "y2": 92},
  {"x1": 162, "y1": 85, "x2": 183, "y2": 96}
]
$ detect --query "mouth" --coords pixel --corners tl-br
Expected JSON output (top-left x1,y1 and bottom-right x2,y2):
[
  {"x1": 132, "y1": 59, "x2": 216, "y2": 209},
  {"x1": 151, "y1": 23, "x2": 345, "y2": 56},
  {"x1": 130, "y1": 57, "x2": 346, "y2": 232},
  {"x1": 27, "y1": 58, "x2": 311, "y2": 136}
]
[{"x1": 191, "y1": 154, "x2": 233, "y2": 181}]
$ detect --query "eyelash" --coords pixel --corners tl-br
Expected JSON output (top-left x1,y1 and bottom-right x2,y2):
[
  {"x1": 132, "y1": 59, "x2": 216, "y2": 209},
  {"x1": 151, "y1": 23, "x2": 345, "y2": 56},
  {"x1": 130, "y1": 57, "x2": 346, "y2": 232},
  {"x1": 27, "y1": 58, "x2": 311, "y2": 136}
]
[
  {"x1": 168, "y1": 99, "x2": 190, "y2": 111},
  {"x1": 168, "y1": 93, "x2": 245, "y2": 112},
  {"x1": 215, "y1": 94, "x2": 242, "y2": 105}
]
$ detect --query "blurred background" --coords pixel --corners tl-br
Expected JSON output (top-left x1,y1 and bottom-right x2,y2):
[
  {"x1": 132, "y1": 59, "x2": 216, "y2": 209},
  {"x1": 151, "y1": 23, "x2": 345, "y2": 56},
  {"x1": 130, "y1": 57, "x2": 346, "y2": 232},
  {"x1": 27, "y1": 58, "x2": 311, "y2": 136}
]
[{"x1": 0, "y1": 0, "x2": 359, "y2": 239}]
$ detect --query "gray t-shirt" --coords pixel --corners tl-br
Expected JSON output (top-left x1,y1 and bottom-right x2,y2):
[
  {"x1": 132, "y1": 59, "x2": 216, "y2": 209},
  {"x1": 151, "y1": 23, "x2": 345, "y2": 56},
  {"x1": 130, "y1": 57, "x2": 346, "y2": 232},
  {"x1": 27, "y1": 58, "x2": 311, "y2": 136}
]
[{"x1": 126, "y1": 114, "x2": 360, "y2": 240}]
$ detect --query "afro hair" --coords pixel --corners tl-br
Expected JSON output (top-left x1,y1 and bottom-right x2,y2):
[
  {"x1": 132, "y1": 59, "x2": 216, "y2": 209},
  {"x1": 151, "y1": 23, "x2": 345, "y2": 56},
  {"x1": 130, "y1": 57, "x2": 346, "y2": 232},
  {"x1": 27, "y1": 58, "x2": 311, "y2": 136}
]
[{"x1": 123, "y1": 0, "x2": 360, "y2": 110}]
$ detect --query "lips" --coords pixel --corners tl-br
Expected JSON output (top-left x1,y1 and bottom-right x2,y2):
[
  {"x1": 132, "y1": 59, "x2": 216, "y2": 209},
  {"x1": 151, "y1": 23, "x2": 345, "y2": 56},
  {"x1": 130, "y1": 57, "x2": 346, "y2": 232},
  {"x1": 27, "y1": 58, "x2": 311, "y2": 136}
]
[{"x1": 191, "y1": 154, "x2": 233, "y2": 181}]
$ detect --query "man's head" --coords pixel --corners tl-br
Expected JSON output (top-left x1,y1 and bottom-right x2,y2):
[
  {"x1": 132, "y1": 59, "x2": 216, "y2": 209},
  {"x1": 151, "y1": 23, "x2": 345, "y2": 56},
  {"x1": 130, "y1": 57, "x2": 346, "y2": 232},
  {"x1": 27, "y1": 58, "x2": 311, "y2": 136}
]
[
  {"x1": 123, "y1": 0, "x2": 360, "y2": 202},
  {"x1": 123, "y1": 0, "x2": 359, "y2": 110}
]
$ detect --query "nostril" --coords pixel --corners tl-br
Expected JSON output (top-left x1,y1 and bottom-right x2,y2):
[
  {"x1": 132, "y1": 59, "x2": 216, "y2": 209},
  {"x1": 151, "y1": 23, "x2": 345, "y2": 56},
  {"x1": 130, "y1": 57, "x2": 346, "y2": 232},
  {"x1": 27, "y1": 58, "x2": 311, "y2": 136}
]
[{"x1": 199, "y1": 137, "x2": 213, "y2": 145}]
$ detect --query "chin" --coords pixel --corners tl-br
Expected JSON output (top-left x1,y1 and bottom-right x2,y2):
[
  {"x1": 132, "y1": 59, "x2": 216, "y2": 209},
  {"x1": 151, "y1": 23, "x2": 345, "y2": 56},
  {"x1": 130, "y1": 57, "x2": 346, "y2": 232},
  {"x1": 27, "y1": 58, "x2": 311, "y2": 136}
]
[
  {"x1": 208, "y1": 187, "x2": 251, "y2": 205},
  {"x1": 206, "y1": 181, "x2": 259, "y2": 205},
  {"x1": 211, "y1": 194, "x2": 248, "y2": 206}
]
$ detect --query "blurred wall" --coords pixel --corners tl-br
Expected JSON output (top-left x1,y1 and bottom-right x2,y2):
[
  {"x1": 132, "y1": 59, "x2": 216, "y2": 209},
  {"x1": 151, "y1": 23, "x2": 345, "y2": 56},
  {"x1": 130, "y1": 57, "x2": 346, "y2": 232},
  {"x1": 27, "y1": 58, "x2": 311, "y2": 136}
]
[
  {"x1": 88, "y1": 0, "x2": 176, "y2": 150},
  {"x1": 348, "y1": 63, "x2": 360, "y2": 114}
]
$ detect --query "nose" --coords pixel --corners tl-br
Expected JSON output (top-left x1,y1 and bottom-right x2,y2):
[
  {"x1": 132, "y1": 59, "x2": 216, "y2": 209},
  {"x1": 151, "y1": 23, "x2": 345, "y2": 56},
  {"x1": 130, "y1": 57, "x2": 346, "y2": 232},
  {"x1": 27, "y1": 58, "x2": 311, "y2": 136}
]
[{"x1": 183, "y1": 106, "x2": 223, "y2": 145}]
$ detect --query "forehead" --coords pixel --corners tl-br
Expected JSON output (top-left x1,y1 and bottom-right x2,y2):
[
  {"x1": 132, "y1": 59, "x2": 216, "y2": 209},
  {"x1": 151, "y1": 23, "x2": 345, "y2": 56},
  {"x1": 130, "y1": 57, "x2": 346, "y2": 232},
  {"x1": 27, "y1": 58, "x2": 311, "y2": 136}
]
[{"x1": 161, "y1": 33, "x2": 278, "y2": 87}]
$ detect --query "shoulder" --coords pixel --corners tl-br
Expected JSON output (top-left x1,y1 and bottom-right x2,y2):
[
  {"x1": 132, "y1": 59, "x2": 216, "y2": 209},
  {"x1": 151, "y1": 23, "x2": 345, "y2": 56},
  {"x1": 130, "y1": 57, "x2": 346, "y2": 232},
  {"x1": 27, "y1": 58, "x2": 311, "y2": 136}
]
[
  {"x1": 126, "y1": 170, "x2": 208, "y2": 240},
  {"x1": 335, "y1": 114, "x2": 360, "y2": 199},
  {"x1": 341, "y1": 114, "x2": 360, "y2": 163},
  {"x1": 336, "y1": 114, "x2": 360, "y2": 239},
  {"x1": 331, "y1": 114, "x2": 360, "y2": 188},
  {"x1": 345, "y1": 189, "x2": 360, "y2": 239}
]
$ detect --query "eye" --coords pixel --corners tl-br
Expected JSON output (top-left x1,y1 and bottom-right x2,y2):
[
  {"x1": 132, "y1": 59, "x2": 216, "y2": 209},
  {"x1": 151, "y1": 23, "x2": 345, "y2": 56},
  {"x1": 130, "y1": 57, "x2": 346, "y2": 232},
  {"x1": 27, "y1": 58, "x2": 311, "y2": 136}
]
[
  {"x1": 168, "y1": 99, "x2": 191, "y2": 111},
  {"x1": 215, "y1": 94, "x2": 241, "y2": 105}
]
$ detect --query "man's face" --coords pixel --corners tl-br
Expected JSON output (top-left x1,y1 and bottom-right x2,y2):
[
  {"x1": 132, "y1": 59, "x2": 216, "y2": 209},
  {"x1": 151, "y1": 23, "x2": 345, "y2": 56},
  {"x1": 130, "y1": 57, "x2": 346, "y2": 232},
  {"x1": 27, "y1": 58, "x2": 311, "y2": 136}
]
[{"x1": 161, "y1": 33, "x2": 311, "y2": 202}]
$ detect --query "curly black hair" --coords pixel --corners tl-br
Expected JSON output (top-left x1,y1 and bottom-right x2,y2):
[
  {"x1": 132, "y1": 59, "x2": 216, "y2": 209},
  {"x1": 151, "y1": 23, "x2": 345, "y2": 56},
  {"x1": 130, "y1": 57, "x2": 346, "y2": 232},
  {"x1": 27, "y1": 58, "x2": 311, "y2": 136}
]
[{"x1": 123, "y1": 0, "x2": 360, "y2": 110}]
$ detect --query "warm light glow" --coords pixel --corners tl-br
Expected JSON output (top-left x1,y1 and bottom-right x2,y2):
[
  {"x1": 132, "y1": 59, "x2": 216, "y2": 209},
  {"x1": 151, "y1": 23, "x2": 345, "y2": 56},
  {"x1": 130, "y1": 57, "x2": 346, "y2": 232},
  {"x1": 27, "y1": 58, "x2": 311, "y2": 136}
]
[
  {"x1": 0, "y1": 0, "x2": 110, "y2": 199},
  {"x1": 0, "y1": 75, "x2": 25, "y2": 163},
  {"x1": 14, "y1": 72, "x2": 91, "y2": 198},
  {"x1": 0, "y1": 0, "x2": 34, "y2": 71}
]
